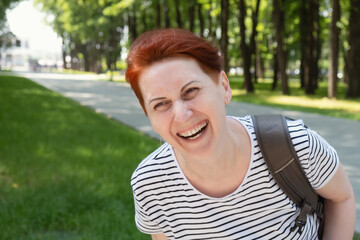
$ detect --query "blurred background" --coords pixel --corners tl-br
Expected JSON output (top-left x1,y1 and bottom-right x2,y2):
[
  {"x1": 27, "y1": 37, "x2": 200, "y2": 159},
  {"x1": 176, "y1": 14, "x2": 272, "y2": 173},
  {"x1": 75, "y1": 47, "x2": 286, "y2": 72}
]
[
  {"x1": 2, "y1": 0, "x2": 62, "y2": 71},
  {"x1": 2, "y1": 0, "x2": 360, "y2": 98}
]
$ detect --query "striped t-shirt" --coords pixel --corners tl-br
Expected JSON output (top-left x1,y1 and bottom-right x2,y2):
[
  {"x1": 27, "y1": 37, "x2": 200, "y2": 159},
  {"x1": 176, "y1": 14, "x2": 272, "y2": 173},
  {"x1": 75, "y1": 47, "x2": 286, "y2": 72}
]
[{"x1": 131, "y1": 116, "x2": 339, "y2": 239}]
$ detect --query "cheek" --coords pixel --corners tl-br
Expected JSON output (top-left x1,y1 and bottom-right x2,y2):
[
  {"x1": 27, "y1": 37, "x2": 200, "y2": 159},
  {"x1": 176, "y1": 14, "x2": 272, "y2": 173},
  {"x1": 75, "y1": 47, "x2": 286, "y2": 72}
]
[
  {"x1": 149, "y1": 113, "x2": 172, "y2": 135},
  {"x1": 196, "y1": 92, "x2": 223, "y2": 109}
]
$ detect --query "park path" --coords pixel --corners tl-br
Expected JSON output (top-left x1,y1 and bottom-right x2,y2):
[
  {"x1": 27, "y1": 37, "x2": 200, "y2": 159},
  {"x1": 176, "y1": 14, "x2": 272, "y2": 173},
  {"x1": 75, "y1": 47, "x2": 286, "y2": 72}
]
[{"x1": 17, "y1": 71, "x2": 360, "y2": 231}]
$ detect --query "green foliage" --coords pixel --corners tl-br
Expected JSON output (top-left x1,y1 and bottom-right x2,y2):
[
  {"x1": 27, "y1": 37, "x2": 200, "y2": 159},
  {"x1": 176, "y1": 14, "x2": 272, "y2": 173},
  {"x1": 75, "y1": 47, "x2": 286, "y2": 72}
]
[
  {"x1": 0, "y1": 0, "x2": 21, "y2": 52},
  {"x1": 32, "y1": 0, "x2": 360, "y2": 97},
  {"x1": 0, "y1": 75, "x2": 155, "y2": 239},
  {"x1": 103, "y1": 0, "x2": 135, "y2": 16},
  {"x1": 0, "y1": 0, "x2": 21, "y2": 22}
]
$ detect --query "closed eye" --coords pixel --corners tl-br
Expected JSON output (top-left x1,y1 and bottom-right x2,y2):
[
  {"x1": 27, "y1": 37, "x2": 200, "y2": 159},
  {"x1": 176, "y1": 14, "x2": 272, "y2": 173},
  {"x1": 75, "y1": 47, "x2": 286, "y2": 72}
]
[
  {"x1": 153, "y1": 100, "x2": 171, "y2": 111},
  {"x1": 182, "y1": 87, "x2": 199, "y2": 99}
]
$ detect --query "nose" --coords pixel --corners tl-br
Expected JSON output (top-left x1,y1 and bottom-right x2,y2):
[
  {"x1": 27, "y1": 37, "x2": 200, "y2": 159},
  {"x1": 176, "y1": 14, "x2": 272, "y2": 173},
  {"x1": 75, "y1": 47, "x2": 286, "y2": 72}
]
[{"x1": 173, "y1": 100, "x2": 193, "y2": 123}]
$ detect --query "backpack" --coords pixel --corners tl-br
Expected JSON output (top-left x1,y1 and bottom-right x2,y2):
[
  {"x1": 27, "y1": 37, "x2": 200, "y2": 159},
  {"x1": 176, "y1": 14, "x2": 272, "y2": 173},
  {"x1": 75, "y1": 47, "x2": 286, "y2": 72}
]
[{"x1": 251, "y1": 114, "x2": 324, "y2": 238}]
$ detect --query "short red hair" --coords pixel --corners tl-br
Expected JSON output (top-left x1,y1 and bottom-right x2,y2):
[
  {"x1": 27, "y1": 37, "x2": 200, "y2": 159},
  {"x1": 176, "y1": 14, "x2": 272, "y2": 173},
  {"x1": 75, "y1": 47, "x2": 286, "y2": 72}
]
[{"x1": 125, "y1": 28, "x2": 223, "y2": 114}]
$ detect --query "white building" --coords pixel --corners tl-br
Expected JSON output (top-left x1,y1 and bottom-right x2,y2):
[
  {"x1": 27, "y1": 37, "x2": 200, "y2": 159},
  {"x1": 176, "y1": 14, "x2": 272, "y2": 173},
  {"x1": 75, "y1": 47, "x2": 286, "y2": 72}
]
[{"x1": 1, "y1": 37, "x2": 32, "y2": 71}]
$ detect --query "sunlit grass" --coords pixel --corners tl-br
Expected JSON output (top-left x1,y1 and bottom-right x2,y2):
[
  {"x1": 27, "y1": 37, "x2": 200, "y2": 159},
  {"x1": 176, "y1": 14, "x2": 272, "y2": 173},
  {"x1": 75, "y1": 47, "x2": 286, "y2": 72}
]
[
  {"x1": 0, "y1": 75, "x2": 153, "y2": 239},
  {"x1": 229, "y1": 77, "x2": 360, "y2": 121}
]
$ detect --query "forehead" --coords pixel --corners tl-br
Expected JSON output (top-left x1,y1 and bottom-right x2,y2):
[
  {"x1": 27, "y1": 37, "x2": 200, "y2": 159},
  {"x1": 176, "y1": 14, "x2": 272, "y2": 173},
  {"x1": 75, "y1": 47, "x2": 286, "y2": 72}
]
[
  {"x1": 139, "y1": 57, "x2": 208, "y2": 90},
  {"x1": 143, "y1": 56, "x2": 202, "y2": 78}
]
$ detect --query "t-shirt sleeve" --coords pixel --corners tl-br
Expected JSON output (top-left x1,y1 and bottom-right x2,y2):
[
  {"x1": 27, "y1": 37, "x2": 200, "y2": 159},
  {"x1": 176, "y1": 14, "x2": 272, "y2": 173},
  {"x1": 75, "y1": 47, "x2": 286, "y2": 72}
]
[
  {"x1": 288, "y1": 119, "x2": 339, "y2": 190},
  {"x1": 133, "y1": 196, "x2": 163, "y2": 234},
  {"x1": 303, "y1": 128, "x2": 339, "y2": 189},
  {"x1": 131, "y1": 160, "x2": 163, "y2": 235}
]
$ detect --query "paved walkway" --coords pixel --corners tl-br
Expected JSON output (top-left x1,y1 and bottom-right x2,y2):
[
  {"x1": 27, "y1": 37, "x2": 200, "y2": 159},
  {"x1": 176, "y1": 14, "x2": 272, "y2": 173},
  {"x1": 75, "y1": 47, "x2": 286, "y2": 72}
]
[{"x1": 19, "y1": 72, "x2": 360, "y2": 231}]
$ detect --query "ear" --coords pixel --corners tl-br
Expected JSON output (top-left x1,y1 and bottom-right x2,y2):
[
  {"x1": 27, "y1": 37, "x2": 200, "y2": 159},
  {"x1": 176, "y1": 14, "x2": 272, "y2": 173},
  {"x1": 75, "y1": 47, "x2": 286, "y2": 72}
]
[{"x1": 220, "y1": 71, "x2": 232, "y2": 104}]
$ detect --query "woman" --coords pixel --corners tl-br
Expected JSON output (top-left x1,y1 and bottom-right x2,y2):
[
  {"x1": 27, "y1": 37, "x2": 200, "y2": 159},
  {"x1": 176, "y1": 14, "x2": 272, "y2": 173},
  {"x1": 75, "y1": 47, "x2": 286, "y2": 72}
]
[{"x1": 126, "y1": 28, "x2": 355, "y2": 240}]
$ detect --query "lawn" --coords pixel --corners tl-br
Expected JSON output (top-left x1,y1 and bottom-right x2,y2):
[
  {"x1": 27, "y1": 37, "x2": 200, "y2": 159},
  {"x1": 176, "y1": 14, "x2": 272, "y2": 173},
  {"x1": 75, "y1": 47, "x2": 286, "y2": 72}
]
[
  {"x1": 0, "y1": 75, "x2": 155, "y2": 239},
  {"x1": 229, "y1": 76, "x2": 360, "y2": 121}
]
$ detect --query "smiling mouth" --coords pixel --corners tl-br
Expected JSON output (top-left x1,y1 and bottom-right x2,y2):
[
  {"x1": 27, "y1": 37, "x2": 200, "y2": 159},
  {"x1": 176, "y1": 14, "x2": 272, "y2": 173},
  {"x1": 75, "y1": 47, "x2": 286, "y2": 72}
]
[{"x1": 177, "y1": 121, "x2": 208, "y2": 140}]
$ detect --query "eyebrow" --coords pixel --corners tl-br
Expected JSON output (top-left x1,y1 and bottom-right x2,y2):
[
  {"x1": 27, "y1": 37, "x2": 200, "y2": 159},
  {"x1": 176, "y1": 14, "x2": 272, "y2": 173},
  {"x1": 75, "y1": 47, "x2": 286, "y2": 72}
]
[
  {"x1": 148, "y1": 80, "x2": 200, "y2": 105},
  {"x1": 181, "y1": 80, "x2": 200, "y2": 92},
  {"x1": 149, "y1": 97, "x2": 167, "y2": 105}
]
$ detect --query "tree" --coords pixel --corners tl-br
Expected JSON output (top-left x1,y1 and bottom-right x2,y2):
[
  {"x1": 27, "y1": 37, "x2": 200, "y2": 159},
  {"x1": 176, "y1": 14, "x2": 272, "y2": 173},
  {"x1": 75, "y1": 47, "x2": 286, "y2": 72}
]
[
  {"x1": 0, "y1": 23, "x2": 16, "y2": 70},
  {"x1": 156, "y1": 0, "x2": 162, "y2": 28},
  {"x1": 328, "y1": 0, "x2": 341, "y2": 98},
  {"x1": 300, "y1": 0, "x2": 318, "y2": 94},
  {"x1": 197, "y1": 2, "x2": 205, "y2": 37},
  {"x1": 313, "y1": 0, "x2": 321, "y2": 90},
  {"x1": 175, "y1": 0, "x2": 183, "y2": 28},
  {"x1": 238, "y1": 0, "x2": 254, "y2": 93},
  {"x1": 0, "y1": 0, "x2": 22, "y2": 69},
  {"x1": 31, "y1": 0, "x2": 359, "y2": 98},
  {"x1": 164, "y1": 0, "x2": 170, "y2": 28},
  {"x1": 273, "y1": 0, "x2": 289, "y2": 94},
  {"x1": 188, "y1": 0, "x2": 196, "y2": 32},
  {"x1": 129, "y1": 3, "x2": 138, "y2": 43},
  {"x1": 250, "y1": 0, "x2": 261, "y2": 82},
  {"x1": 346, "y1": 0, "x2": 360, "y2": 97},
  {"x1": 220, "y1": 0, "x2": 229, "y2": 73},
  {"x1": 0, "y1": 0, "x2": 21, "y2": 24}
]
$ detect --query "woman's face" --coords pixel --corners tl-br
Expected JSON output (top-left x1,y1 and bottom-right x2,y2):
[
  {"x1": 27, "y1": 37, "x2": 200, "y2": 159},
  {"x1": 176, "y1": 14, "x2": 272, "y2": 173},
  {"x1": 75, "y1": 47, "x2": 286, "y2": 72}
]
[{"x1": 139, "y1": 57, "x2": 232, "y2": 159}]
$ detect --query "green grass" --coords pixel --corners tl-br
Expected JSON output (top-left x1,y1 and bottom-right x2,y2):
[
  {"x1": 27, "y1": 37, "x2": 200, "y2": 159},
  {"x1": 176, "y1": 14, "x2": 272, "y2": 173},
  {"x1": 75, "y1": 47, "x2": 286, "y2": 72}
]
[
  {"x1": 229, "y1": 76, "x2": 360, "y2": 121},
  {"x1": 0, "y1": 75, "x2": 155, "y2": 239},
  {"x1": 355, "y1": 233, "x2": 360, "y2": 240}
]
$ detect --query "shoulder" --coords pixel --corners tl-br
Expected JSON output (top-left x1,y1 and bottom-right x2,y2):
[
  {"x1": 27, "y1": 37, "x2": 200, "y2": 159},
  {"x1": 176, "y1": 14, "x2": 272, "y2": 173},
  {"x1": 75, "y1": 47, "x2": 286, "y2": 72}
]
[
  {"x1": 228, "y1": 115, "x2": 255, "y2": 131},
  {"x1": 131, "y1": 143, "x2": 178, "y2": 196},
  {"x1": 285, "y1": 117, "x2": 340, "y2": 189},
  {"x1": 286, "y1": 117, "x2": 309, "y2": 154}
]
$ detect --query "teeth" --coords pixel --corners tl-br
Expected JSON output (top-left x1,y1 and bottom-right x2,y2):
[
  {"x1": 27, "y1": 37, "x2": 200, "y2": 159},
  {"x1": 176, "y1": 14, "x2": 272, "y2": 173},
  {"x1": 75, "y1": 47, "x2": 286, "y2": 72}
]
[{"x1": 180, "y1": 122, "x2": 207, "y2": 139}]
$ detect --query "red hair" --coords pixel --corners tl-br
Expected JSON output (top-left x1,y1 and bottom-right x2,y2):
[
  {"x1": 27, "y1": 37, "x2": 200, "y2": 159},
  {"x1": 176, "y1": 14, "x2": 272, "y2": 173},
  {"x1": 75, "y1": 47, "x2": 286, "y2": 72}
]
[{"x1": 125, "y1": 28, "x2": 223, "y2": 114}]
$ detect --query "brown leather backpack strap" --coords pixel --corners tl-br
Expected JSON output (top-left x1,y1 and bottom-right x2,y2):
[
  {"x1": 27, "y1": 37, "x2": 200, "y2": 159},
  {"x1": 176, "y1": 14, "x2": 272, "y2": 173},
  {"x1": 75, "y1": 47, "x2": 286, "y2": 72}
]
[{"x1": 252, "y1": 114, "x2": 323, "y2": 235}]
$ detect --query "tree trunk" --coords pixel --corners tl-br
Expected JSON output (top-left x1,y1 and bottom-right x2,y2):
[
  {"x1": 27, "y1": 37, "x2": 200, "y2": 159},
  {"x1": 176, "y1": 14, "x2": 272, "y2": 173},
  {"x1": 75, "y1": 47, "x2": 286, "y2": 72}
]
[
  {"x1": 343, "y1": 46, "x2": 349, "y2": 84},
  {"x1": 164, "y1": 0, "x2": 170, "y2": 28},
  {"x1": 250, "y1": 0, "x2": 261, "y2": 82},
  {"x1": 61, "y1": 36, "x2": 68, "y2": 69},
  {"x1": 313, "y1": 0, "x2": 320, "y2": 89},
  {"x1": 328, "y1": 0, "x2": 340, "y2": 98},
  {"x1": 141, "y1": 8, "x2": 147, "y2": 32},
  {"x1": 198, "y1": 3, "x2": 204, "y2": 37},
  {"x1": 273, "y1": 0, "x2": 289, "y2": 95},
  {"x1": 70, "y1": 42, "x2": 76, "y2": 70},
  {"x1": 256, "y1": 47, "x2": 265, "y2": 79},
  {"x1": 156, "y1": 0, "x2": 162, "y2": 28},
  {"x1": 239, "y1": 0, "x2": 254, "y2": 93},
  {"x1": 207, "y1": 8, "x2": 216, "y2": 43},
  {"x1": 301, "y1": 0, "x2": 316, "y2": 94},
  {"x1": 273, "y1": 52, "x2": 279, "y2": 90},
  {"x1": 221, "y1": 0, "x2": 229, "y2": 73},
  {"x1": 83, "y1": 43, "x2": 90, "y2": 72},
  {"x1": 299, "y1": 2, "x2": 306, "y2": 89},
  {"x1": 175, "y1": 0, "x2": 182, "y2": 28},
  {"x1": 346, "y1": 0, "x2": 360, "y2": 97},
  {"x1": 128, "y1": 4, "x2": 137, "y2": 43},
  {"x1": 188, "y1": 0, "x2": 195, "y2": 32}
]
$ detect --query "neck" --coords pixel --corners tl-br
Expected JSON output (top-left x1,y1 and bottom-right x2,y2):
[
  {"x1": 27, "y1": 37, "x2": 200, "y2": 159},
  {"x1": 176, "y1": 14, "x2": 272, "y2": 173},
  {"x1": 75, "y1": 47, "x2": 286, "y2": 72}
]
[{"x1": 175, "y1": 118, "x2": 249, "y2": 180}]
